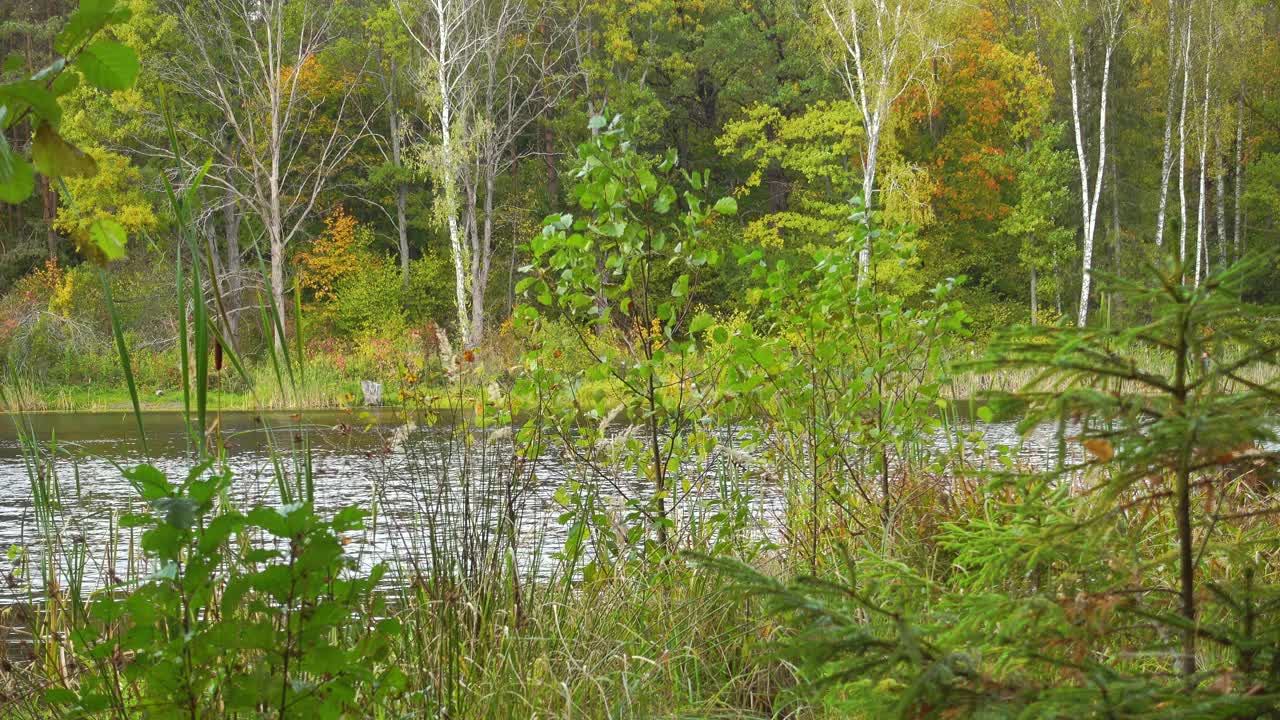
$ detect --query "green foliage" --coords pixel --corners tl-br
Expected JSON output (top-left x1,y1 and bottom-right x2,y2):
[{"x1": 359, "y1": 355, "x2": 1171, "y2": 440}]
[
  {"x1": 403, "y1": 253, "x2": 456, "y2": 333},
  {"x1": 47, "y1": 464, "x2": 404, "y2": 718},
  {"x1": 723, "y1": 207, "x2": 968, "y2": 565},
  {"x1": 331, "y1": 255, "x2": 406, "y2": 339},
  {"x1": 0, "y1": 0, "x2": 139, "y2": 262},
  {"x1": 520, "y1": 114, "x2": 737, "y2": 555},
  {"x1": 707, "y1": 255, "x2": 1280, "y2": 717}
]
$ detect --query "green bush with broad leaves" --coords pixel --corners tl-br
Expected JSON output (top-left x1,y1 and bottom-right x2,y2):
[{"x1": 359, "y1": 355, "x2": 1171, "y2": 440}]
[
  {"x1": 46, "y1": 463, "x2": 406, "y2": 718},
  {"x1": 702, "y1": 254, "x2": 1280, "y2": 718},
  {"x1": 720, "y1": 205, "x2": 968, "y2": 568},
  {"x1": 516, "y1": 113, "x2": 738, "y2": 561}
]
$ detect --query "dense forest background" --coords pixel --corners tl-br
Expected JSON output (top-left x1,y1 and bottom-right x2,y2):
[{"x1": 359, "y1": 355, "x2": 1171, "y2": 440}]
[{"x1": 1, "y1": 0, "x2": 1278, "y2": 400}]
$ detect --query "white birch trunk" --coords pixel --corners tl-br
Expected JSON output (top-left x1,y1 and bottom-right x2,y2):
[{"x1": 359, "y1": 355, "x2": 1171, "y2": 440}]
[
  {"x1": 1233, "y1": 86, "x2": 1244, "y2": 257},
  {"x1": 1215, "y1": 133, "x2": 1226, "y2": 265},
  {"x1": 389, "y1": 59, "x2": 411, "y2": 285},
  {"x1": 1176, "y1": 8, "x2": 1191, "y2": 270},
  {"x1": 1154, "y1": 0, "x2": 1182, "y2": 248},
  {"x1": 435, "y1": 7, "x2": 472, "y2": 350},
  {"x1": 1193, "y1": 21, "x2": 1212, "y2": 287},
  {"x1": 1068, "y1": 26, "x2": 1115, "y2": 329}
]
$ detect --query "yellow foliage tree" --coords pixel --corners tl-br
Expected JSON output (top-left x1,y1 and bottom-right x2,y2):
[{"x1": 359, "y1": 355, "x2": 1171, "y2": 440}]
[{"x1": 295, "y1": 206, "x2": 371, "y2": 302}]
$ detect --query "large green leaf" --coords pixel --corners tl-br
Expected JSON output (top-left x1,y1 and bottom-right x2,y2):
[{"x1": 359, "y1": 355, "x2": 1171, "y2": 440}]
[
  {"x1": 56, "y1": 0, "x2": 129, "y2": 55},
  {"x1": 76, "y1": 40, "x2": 138, "y2": 92},
  {"x1": 32, "y1": 124, "x2": 98, "y2": 178},
  {"x1": 0, "y1": 145, "x2": 35, "y2": 204},
  {"x1": 88, "y1": 217, "x2": 128, "y2": 260},
  {"x1": 0, "y1": 80, "x2": 62, "y2": 128},
  {"x1": 713, "y1": 196, "x2": 738, "y2": 216}
]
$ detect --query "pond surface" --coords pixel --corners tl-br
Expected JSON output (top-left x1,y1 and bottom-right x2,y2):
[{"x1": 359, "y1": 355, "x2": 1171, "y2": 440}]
[{"x1": 0, "y1": 409, "x2": 1076, "y2": 604}]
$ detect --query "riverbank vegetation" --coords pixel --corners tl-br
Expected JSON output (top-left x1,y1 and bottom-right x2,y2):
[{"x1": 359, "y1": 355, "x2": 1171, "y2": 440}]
[{"x1": 4, "y1": 1, "x2": 1280, "y2": 718}]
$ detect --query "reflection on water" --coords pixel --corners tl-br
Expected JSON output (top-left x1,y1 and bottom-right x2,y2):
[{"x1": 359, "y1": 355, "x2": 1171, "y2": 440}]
[{"x1": 0, "y1": 410, "x2": 1077, "y2": 603}]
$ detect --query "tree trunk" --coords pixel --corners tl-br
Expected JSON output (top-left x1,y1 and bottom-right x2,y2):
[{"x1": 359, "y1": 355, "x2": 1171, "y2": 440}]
[
  {"x1": 222, "y1": 188, "x2": 243, "y2": 348},
  {"x1": 468, "y1": 164, "x2": 496, "y2": 348},
  {"x1": 1154, "y1": 0, "x2": 1182, "y2": 248},
  {"x1": 1068, "y1": 29, "x2": 1115, "y2": 328},
  {"x1": 270, "y1": 230, "x2": 286, "y2": 350},
  {"x1": 1173, "y1": 333, "x2": 1196, "y2": 679},
  {"x1": 390, "y1": 59, "x2": 411, "y2": 286},
  {"x1": 859, "y1": 122, "x2": 880, "y2": 277},
  {"x1": 1176, "y1": 9, "x2": 1191, "y2": 270},
  {"x1": 436, "y1": 28, "x2": 471, "y2": 350},
  {"x1": 1030, "y1": 266, "x2": 1038, "y2": 325},
  {"x1": 1233, "y1": 86, "x2": 1244, "y2": 258},
  {"x1": 39, "y1": 175, "x2": 58, "y2": 259},
  {"x1": 1109, "y1": 156, "x2": 1122, "y2": 319},
  {"x1": 1194, "y1": 38, "x2": 1211, "y2": 287},
  {"x1": 1215, "y1": 134, "x2": 1226, "y2": 266},
  {"x1": 543, "y1": 123, "x2": 559, "y2": 203}
]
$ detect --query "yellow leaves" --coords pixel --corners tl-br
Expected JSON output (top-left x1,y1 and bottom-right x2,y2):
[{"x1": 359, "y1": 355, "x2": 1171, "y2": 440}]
[
  {"x1": 53, "y1": 147, "x2": 157, "y2": 242},
  {"x1": 296, "y1": 206, "x2": 372, "y2": 302},
  {"x1": 279, "y1": 55, "x2": 320, "y2": 95}
]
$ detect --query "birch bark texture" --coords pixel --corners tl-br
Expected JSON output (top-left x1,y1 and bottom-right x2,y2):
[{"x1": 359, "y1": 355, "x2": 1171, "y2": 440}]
[
  {"x1": 1059, "y1": 0, "x2": 1124, "y2": 327},
  {"x1": 1154, "y1": 0, "x2": 1185, "y2": 249},
  {"x1": 1193, "y1": 1, "x2": 1215, "y2": 286}
]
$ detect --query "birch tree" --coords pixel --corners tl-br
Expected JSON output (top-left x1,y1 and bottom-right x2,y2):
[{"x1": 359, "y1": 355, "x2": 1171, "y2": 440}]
[
  {"x1": 1059, "y1": 0, "x2": 1124, "y2": 327},
  {"x1": 819, "y1": 0, "x2": 948, "y2": 277},
  {"x1": 1233, "y1": 86, "x2": 1244, "y2": 257},
  {"x1": 1153, "y1": 0, "x2": 1185, "y2": 248},
  {"x1": 397, "y1": 0, "x2": 577, "y2": 348},
  {"x1": 1176, "y1": 5, "x2": 1190, "y2": 268},
  {"x1": 158, "y1": 0, "x2": 373, "y2": 348},
  {"x1": 1192, "y1": 1, "x2": 1215, "y2": 286}
]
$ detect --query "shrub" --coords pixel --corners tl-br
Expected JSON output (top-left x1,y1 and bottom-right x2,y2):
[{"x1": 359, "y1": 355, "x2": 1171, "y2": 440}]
[
  {"x1": 402, "y1": 253, "x2": 455, "y2": 333},
  {"x1": 331, "y1": 256, "x2": 406, "y2": 339}
]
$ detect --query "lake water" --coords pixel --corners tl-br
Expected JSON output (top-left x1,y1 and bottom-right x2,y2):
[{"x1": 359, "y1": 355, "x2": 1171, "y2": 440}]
[{"x1": 0, "y1": 409, "x2": 1077, "y2": 605}]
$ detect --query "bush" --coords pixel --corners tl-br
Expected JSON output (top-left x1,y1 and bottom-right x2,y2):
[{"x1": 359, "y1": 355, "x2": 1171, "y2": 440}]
[
  {"x1": 331, "y1": 255, "x2": 406, "y2": 339},
  {"x1": 403, "y1": 253, "x2": 455, "y2": 334}
]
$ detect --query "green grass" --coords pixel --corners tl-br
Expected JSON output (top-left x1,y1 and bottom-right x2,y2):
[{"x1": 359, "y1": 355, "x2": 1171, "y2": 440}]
[{"x1": 0, "y1": 375, "x2": 470, "y2": 412}]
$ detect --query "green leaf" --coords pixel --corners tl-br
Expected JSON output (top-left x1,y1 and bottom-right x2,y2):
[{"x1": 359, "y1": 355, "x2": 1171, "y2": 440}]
[
  {"x1": 333, "y1": 506, "x2": 368, "y2": 532},
  {"x1": 690, "y1": 312, "x2": 714, "y2": 334},
  {"x1": 155, "y1": 497, "x2": 197, "y2": 530},
  {"x1": 56, "y1": 1, "x2": 130, "y2": 55},
  {"x1": 2, "y1": 53, "x2": 22, "y2": 74},
  {"x1": 32, "y1": 124, "x2": 98, "y2": 178},
  {"x1": 0, "y1": 80, "x2": 62, "y2": 127},
  {"x1": 671, "y1": 274, "x2": 690, "y2": 298},
  {"x1": 654, "y1": 185, "x2": 677, "y2": 214},
  {"x1": 124, "y1": 464, "x2": 170, "y2": 500},
  {"x1": 0, "y1": 146, "x2": 35, "y2": 203},
  {"x1": 76, "y1": 40, "x2": 138, "y2": 91},
  {"x1": 88, "y1": 218, "x2": 128, "y2": 260},
  {"x1": 713, "y1": 196, "x2": 738, "y2": 215},
  {"x1": 119, "y1": 513, "x2": 152, "y2": 528},
  {"x1": 588, "y1": 114, "x2": 606, "y2": 130},
  {"x1": 43, "y1": 688, "x2": 78, "y2": 705},
  {"x1": 976, "y1": 406, "x2": 994, "y2": 423},
  {"x1": 51, "y1": 71, "x2": 80, "y2": 97}
]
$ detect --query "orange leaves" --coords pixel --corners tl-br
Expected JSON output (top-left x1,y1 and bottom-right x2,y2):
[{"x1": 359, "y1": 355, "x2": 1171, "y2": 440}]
[
  {"x1": 295, "y1": 206, "x2": 370, "y2": 302},
  {"x1": 277, "y1": 55, "x2": 336, "y2": 99},
  {"x1": 1083, "y1": 438, "x2": 1115, "y2": 463}
]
